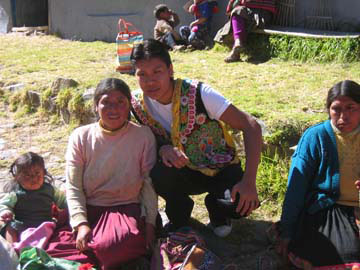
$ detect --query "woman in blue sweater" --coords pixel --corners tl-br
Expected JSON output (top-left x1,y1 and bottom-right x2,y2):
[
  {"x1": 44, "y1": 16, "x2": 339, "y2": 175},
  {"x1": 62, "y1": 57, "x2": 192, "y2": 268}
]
[{"x1": 275, "y1": 80, "x2": 360, "y2": 269}]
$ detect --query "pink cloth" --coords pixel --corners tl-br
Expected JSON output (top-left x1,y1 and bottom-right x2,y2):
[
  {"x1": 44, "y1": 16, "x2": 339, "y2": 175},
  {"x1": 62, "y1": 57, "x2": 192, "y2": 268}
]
[
  {"x1": 13, "y1": 221, "x2": 56, "y2": 253},
  {"x1": 231, "y1": 14, "x2": 247, "y2": 43},
  {"x1": 46, "y1": 203, "x2": 146, "y2": 270}
]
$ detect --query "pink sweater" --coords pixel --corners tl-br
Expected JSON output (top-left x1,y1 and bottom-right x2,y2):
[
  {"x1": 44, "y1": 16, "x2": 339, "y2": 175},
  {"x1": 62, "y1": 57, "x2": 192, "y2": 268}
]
[{"x1": 66, "y1": 121, "x2": 157, "y2": 227}]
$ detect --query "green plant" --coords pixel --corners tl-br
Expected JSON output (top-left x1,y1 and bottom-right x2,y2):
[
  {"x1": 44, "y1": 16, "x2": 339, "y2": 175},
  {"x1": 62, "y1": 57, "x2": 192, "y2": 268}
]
[
  {"x1": 56, "y1": 88, "x2": 73, "y2": 109},
  {"x1": 42, "y1": 88, "x2": 52, "y2": 100},
  {"x1": 265, "y1": 117, "x2": 320, "y2": 146},
  {"x1": 269, "y1": 35, "x2": 360, "y2": 62},
  {"x1": 257, "y1": 151, "x2": 290, "y2": 210},
  {"x1": 9, "y1": 91, "x2": 25, "y2": 112},
  {"x1": 68, "y1": 90, "x2": 91, "y2": 124}
]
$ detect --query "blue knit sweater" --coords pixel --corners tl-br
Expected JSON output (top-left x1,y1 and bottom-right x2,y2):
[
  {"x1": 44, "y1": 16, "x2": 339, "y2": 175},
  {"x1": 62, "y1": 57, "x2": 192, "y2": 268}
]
[{"x1": 280, "y1": 120, "x2": 340, "y2": 239}]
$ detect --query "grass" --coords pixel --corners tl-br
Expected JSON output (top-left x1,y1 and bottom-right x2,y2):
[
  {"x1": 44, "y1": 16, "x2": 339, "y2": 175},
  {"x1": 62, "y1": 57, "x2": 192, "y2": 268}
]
[
  {"x1": 269, "y1": 35, "x2": 360, "y2": 62},
  {"x1": 1, "y1": 33, "x2": 360, "y2": 220}
]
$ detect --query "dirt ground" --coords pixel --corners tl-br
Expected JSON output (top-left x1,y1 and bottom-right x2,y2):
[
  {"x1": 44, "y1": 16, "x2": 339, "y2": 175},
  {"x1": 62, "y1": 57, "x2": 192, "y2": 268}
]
[{"x1": 0, "y1": 103, "x2": 285, "y2": 270}]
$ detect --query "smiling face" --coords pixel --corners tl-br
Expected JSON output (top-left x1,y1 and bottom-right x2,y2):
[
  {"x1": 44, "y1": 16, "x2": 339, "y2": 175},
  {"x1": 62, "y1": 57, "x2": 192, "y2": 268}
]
[
  {"x1": 95, "y1": 90, "x2": 130, "y2": 131},
  {"x1": 329, "y1": 96, "x2": 360, "y2": 133},
  {"x1": 16, "y1": 165, "x2": 45, "y2": 191},
  {"x1": 134, "y1": 57, "x2": 174, "y2": 105}
]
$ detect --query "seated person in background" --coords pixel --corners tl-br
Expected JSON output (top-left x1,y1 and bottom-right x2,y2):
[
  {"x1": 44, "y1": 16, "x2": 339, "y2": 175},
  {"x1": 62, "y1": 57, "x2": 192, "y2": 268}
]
[
  {"x1": 153, "y1": 4, "x2": 186, "y2": 51},
  {"x1": 273, "y1": 80, "x2": 360, "y2": 269},
  {"x1": 180, "y1": 0, "x2": 218, "y2": 50},
  {"x1": 0, "y1": 152, "x2": 66, "y2": 244},
  {"x1": 45, "y1": 78, "x2": 158, "y2": 270},
  {"x1": 130, "y1": 39, "x2": 262, "y2": 238},
  {"x1": 214, "y1": 0, "x2": 276, "y2": 62}
]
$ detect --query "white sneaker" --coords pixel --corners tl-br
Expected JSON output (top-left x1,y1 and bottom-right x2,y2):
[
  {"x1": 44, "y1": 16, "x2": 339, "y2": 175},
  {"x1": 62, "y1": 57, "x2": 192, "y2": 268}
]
[{"x1": 208, "y1": 219, "x2": 232, "y2": 237}]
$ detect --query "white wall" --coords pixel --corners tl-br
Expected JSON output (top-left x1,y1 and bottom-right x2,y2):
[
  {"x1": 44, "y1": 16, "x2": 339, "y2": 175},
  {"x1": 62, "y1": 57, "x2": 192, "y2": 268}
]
[
  {"x1": 48, "y1": 0, "x2": 228, "y2": 42},
  {"x1": 0, "y1": 0, "x2": 12, "y2": 33},
  {"x1": 3, "y1": 0, "x2": 359, "y2": 40}
]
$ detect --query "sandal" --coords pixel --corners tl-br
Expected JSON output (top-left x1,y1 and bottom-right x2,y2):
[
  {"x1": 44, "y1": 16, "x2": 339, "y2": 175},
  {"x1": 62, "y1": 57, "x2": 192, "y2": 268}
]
[{"x1": 224, "y1": 46, "x2": 243, "y2": 63}]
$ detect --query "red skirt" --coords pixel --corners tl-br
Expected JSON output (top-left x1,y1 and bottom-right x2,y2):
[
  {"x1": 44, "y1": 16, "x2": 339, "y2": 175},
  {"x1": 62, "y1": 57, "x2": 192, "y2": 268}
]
[{"x1": 46, "y1": 203, "x2": 146, "y2": 270}]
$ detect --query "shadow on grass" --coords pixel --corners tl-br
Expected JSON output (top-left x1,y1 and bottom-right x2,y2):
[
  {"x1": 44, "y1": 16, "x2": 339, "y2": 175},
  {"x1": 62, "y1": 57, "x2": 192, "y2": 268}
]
[
  {"x1": 245, "y1": 34, "x2": 272, "y2": 65},
  {"x1": 189, "y1": 217, "x2": 286, "y2": 270}
]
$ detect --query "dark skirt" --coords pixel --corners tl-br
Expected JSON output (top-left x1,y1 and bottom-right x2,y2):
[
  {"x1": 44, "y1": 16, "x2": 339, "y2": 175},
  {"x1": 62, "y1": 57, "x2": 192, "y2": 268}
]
[
  {"x1": 46, "y1": 203, "x2": 146, "y2": 270},
  {"x1": 288, "y1": 204, "x2": 360, "y2": 268}
]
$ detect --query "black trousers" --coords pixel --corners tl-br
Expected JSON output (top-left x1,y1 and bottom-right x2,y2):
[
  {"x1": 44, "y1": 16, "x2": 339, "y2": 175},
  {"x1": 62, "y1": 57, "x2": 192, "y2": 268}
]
[
  {"x1": 289, "y1": 204, "x2": 360, "y2": 266},
  {"x1": 150, "y1": 161, "x2": 243, "y2": 228}
]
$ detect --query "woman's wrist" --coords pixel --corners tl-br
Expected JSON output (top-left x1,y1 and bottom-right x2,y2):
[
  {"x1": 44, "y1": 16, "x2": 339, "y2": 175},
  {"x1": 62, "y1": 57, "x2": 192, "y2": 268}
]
[
  {"x1": 158, "y1": 145, "x2": 171, "y2": 157},
  {"x1": 75, "y1": 221, "x2": 89, "y2": 231}
]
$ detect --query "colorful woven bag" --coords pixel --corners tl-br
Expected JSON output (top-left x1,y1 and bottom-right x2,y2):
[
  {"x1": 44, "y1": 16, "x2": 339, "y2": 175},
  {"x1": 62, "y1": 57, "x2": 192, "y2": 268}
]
[{"x1": 116, "y1": 18, "x2": 143, "y2": 74}]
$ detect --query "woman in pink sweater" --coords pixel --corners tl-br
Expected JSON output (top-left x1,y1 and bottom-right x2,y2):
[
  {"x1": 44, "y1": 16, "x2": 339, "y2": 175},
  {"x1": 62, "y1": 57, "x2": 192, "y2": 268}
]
[{"x1": 46, "y1": 78, "x2": 157, "y2": 270}]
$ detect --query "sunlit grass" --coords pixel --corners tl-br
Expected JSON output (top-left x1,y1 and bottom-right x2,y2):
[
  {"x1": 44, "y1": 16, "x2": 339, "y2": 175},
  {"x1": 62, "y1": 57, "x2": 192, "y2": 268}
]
[{"x1": 1, "y1": 34, "x2": 360, "y2": 222}]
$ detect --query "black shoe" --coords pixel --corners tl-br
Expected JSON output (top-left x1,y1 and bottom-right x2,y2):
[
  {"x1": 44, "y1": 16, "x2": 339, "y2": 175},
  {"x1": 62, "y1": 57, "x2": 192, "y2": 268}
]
[{"x1": 216, "y1": 192, "x2": 242, "y2": 219}]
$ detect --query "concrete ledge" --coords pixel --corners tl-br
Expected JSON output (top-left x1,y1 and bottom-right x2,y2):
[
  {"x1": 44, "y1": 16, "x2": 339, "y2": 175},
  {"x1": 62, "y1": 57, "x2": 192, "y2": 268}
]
[
  {"x1": 12, "y1": 26, "x2": 49, "y2": 32},
  {"x1": 253, "y1": 26, "x2": 360, "y2": 39}
]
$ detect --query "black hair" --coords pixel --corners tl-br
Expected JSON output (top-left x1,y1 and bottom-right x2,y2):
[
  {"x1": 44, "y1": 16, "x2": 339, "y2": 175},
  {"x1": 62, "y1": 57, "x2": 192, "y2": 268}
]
[
  {"x1": 326, "y1": 80, "x2": 360, "y2": 112},
  {"x1": 130, "y1": 39, "x2": 172, "y2": 68},
  {"x1": 6, "y1": 152, "x2": 52, "y2": 192},
  {"x1": 93, "y1": 78, "x2": 132, "y2": 119},
  {"x1": 154, "y1": 4, "x2": 169, "y2": 20}
]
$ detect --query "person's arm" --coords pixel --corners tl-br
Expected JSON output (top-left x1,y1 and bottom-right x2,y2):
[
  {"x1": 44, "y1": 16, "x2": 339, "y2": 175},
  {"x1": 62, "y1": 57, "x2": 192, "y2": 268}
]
[
  {"x1": 0, "y1": 192, "x2": 17, "y2": 223},
  {"x1": 66, "y1": 164, "x2": 92, "y2": 252},
  {"x1": 66, "y1": 164, "x2": 87, "y2": 229},
  {"x1": 139, "y1": 176, "x2": 157, "y2": 249},
  {"x1": 190, "y1": 17, "x2": 207, "y2": 28},
  {"x1": 139, "y1": 128, "x2": 157, "y2": 249},
  {"x1": 219, "y1": 105, "x2": 262, "y2": 216},
  {"x1": 278, "y1": 130, "x2": 319, "y2": 258},
  {"x1": 280, "y1": 154, "x2": 316, "y2": 239},
  {"x1": 140, "y1": 176, "x2": 157, "y2": 226},
  {"x1": 53, "y1": 186, "x2": 66, "y2": 210},
  {"x1": 65, "y1": 131, "x2": 92, "y2": 252},
  {"x1": 226, "y1": 0, "x2": 235, "y2": 15},
  {"x1": 169, "y1": 9, "x2": 180, "y2": 27}
]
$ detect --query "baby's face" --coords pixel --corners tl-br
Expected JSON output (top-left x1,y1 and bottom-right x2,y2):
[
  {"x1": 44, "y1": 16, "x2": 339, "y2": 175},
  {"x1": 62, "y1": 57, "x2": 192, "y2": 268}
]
[{"x1": 16, "y1": 165, "x2": 45, "y2": 190}]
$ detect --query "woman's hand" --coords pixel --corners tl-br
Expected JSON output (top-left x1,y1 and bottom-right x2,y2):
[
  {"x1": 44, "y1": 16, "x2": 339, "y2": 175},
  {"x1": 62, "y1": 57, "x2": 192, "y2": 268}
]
[
  {"x1": 4, "y1": 225, "x2": 18, "y2": 243},
  {"x1": 355, "y1": 180, "x2": 360, "y2": 190},
  {"x1": 0, "y1": 210, "x2": 14, "y2": 223},
  {"x1": 159, "y1": 145, "x2": 189, "y2": 168},
  {"x1": 76, "y1": 223, "x2": 92, "y2": 252},
  {"x1": 145, "y1": 223, "x2": 156, "y2": 250},
  {"x1": 231, "y1": 178, "x2": 260, "y2": 216}
]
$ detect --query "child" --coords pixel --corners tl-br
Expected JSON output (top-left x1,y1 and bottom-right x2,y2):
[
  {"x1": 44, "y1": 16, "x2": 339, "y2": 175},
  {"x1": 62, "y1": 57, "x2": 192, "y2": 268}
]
[
  {"x1": 273, "y1": 80, "x2": 360, "y2": 268},
  {"x1": 153, "y1": 4, "x2": 186, "y2": 51},
  {"x1": 0, "y1": 152, "x2": 66, "y2": 244},
  {"x1": 180, "y1": 0, "x2": 218, "y2": 50}
]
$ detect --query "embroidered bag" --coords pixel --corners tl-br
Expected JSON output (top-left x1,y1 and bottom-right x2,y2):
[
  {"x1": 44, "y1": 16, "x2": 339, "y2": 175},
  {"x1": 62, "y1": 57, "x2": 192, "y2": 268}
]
[
  {"x1": 151, "y1": 227, "x2": 223, "y2": 270},
  {"x1": 116, "y1": 18, "x2": 143, "y2": 74}
]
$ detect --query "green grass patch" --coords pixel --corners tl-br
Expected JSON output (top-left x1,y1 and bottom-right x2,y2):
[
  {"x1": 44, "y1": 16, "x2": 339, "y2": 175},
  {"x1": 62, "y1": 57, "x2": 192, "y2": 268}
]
[{"x1": 245, "y1": 33, "x2": 360, "y2": 63}]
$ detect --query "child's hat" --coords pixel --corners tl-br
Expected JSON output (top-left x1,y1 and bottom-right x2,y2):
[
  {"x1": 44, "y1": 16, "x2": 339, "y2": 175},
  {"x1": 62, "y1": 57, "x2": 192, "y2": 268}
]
[{"x1": 154, "y1": 4, "x2": 169, "y2": 19}]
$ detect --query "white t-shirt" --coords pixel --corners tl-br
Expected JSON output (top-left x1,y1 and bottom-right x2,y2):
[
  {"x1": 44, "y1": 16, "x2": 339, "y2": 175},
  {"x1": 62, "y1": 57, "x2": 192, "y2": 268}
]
[{"x1": 134, "y1": 82, "x2": 231, "y2": 132}]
